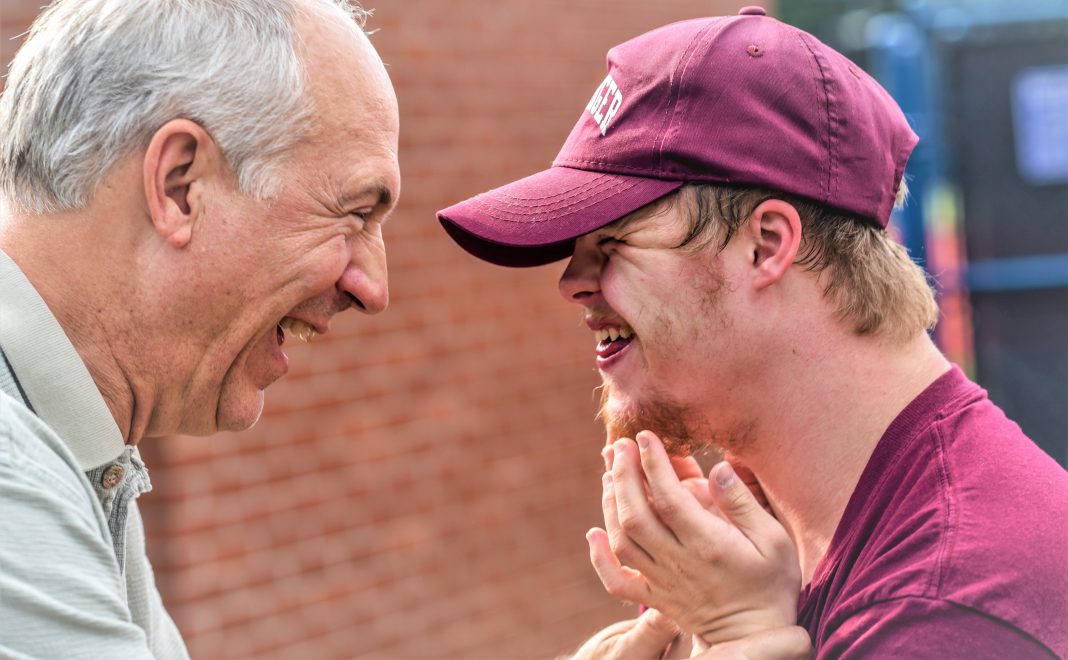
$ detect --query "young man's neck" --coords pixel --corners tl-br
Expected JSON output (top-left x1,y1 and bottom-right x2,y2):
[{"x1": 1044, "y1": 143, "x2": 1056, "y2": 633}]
[{"x1": 734, "y1": 330, "x2": 950, "y2": 586}]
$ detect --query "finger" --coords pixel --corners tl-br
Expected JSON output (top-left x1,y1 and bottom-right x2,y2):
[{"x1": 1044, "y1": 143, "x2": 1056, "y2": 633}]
[
  {"x1": 568, "y1": 615, "x2": 668, "y2": 660},
  {"x1": 601, "y1": 445, "x2": 613, "y2": 472},
  {"x1": 586, "y1": 528, "x2": 651, "y2": 605},
  {"x1": 618, "y1": 608, "x2": 681, "y2": 660},
  {"x1": 696, "y1": 625, "x2": 812, "y2": 660},
  {"x1": 672, "y1": 454, "x2": 715, "y2": 509},
  {"x1": 669, "y1": 454, "x2": 703, "y2": 481},
  {"x1": 662, "y1": 632, "x2": 695, "y2": 659},
  {"x1": 724, "y1": 453, "x2": 770, "y2": 511},
  {"x1": 707, "y1": 462, "x2": 782, "y2": 555},
  {"x1": 680, "y1": 477, "x2": 721, "y2": 515},
  {"x1": 635, "y1": 431, "x2": 716, "y2": 541},
  {"x1": 612, "y1": 439, "x2": 680, "y2": 551},
  {"x1": 602, "y1": 468, "x2": 656, "y2": 567}
]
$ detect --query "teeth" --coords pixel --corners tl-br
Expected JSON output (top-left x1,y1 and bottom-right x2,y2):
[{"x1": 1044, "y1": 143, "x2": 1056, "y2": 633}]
[
  {"x1": 593, "y1": 325, "x2": 635, "y2": 344},
  {"x1": 280, "y1": 317, "x2": 316, "y2": 343}
]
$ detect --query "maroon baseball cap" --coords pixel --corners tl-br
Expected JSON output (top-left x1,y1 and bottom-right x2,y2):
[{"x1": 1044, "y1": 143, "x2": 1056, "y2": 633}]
[{"x1": 438, "y1": 6, "x2": 918, "y2": 267}]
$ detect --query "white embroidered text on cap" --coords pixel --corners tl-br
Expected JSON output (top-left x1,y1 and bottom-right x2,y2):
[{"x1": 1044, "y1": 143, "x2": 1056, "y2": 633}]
[{"x1": 585, "y1": 74, "x2": 623, "y2": 136}]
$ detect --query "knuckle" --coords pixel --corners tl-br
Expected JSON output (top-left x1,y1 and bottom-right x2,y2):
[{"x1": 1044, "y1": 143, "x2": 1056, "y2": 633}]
[
  {"x1": 650, "y1": 493, "x2": 681, "y2": 520},
  {"x1": 603, "y1": 577, "x2": 629, "y2": 600},
  {"x1": 618, "y1": 511, "x2": 644, "y2": 536},
  {"x1": 790, "y1": 625, "x2": 812, "y2": 641},
  {"x1": 786, "y1": 626, "x2": 814, "y2": 656},
  {"x1": 727, "y1": 486, "x2": 753, "y2": 511},
  {"x1": 611, "y1": 540, "x2": 641, "y2": 566},
  {"x1": 601, "y1": 487, "x2": 614, "y2": 507},
  {"x1": 607, "y1": 531, "x2": 629, "y2": 557}
]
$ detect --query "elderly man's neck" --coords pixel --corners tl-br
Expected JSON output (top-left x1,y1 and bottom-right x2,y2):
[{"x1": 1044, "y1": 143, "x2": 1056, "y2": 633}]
[
  {"x1": 727, "y1": 327, "x2": 950, "y2": 587},
  {"x1": 0, "y1": 166, "x2": 156, "y2": 446}
]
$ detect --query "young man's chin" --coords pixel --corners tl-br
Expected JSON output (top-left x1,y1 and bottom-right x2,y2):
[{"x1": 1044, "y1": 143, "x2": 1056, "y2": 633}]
[{"x1": 599, "y1": 388, "x2": 702, "y2": 456}]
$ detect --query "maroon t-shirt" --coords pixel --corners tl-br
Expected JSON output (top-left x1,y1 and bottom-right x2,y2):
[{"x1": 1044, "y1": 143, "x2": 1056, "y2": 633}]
[{"x1": 798, "y1": 366, "x2": 1068, "y2": 658}]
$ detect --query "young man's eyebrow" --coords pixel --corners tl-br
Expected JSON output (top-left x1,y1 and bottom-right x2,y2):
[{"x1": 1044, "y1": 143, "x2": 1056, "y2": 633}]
[{"x1": 603, "y1": 202, "x2": 662, "y2": 234}]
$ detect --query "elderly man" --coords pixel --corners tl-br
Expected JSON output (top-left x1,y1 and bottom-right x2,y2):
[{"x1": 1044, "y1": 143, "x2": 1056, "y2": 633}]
[
  {"x1": 439, "y1": 7, "x2": 1068, "y2": 659},
  {"x1": 0, "y1": 0, "x2": 397, "y2": 656}
]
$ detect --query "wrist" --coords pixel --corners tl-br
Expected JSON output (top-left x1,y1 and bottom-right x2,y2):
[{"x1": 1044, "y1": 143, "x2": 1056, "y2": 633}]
[{"x1": 695, "y1": 611, "x2": 797, "y2": 647}]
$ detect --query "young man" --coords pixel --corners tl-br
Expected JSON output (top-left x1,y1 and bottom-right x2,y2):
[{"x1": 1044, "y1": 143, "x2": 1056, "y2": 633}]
[
  {"x1": 0, "y1": 1, "x2": 398, "y2": 656},
  {"x1": 438, "y1": 7, "x2": 1068, "y2": 658}
]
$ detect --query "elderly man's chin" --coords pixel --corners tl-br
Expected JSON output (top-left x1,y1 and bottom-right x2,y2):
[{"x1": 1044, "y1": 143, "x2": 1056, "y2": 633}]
[
  {"x1": 216, "y1": 389, "x2": 266, "y2": 433},
  {"x1": 210, "y1": 335, "x2": 283, "y2": 433}
]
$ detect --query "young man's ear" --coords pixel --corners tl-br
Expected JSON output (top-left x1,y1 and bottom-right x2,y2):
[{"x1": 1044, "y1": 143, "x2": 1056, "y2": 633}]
[
  {"x1": 744, "y1": 199, "x2": 802, "y2": 290},
  {"x1": 142, "y1": 119, "x2": 221, "y2": 248}
]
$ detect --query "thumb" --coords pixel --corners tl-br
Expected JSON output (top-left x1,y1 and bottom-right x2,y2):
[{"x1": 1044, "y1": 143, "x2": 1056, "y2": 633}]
[
  {"x1": 707, "y1": 461, "x2": 779, "y2": 550},
  {"x1": 724, "y1": 453, "x2": 771, "y2": 512},
  {"x1": 620, "y1": 608, "x2": 680, "y2": 658}
]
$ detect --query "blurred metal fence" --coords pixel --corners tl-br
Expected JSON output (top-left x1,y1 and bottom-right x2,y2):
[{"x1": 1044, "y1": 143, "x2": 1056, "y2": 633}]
[{"x1": 785, "y1": 0, "x2": 1068, "y2": 466}]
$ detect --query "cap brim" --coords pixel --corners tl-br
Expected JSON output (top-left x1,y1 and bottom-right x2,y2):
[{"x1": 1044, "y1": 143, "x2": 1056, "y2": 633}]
[{"x1": 437, "y1": 166, "x2": 683, "y2": 267}]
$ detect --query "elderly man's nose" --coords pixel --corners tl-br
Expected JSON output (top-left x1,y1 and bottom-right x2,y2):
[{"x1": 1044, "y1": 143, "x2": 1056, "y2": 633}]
[{"x1": 339, "y1": 257, "x2": 388, "y2": 314}]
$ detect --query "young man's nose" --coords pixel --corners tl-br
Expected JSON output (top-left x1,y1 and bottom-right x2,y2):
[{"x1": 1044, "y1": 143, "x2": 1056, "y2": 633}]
[{"x1": 558, "y1": 234, "x2": 604, "y2": 304}]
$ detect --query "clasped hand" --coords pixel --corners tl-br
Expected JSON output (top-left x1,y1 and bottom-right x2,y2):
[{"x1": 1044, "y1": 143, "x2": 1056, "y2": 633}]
[{"x1": 587, "y1": 430, "x2": 802, "y2": 648}]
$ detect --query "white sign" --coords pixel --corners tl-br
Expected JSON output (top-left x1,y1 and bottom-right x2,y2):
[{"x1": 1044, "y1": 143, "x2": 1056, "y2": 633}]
[{"x1": 1012, "y1": 64, "x2": 1068, "y2": 186}]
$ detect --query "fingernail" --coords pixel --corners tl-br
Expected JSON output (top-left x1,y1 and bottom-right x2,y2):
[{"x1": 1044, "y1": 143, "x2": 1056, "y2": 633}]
[
  {"x1": 715, "y1": 462, "x2": 736, "y2": 488},
  {"x1": 636, "y1": 433, "x2": 649, "y2": 450}
]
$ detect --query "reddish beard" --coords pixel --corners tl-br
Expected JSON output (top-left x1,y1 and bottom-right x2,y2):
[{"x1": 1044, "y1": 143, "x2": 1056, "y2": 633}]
[
  {"x1": 598, "y1": 381, "x2": 703, "y2": 456},
  {"x1": 598, "y1": 381, "x2": 755, "y2": 457}
]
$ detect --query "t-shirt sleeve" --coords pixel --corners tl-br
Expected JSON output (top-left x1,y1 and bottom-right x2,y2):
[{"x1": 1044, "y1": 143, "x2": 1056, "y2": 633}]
[
  {"x1": 819, "y1": 596, "x2": 1057, "y2": 660},
  {"x1": 0, "y1": 412, "x2": 154, "y2": 659}
]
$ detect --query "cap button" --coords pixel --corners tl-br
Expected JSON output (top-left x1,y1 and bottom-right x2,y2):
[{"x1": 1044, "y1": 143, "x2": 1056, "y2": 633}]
[{"x1": 738, "y1": 6, "x2": 767, "y2": 16}]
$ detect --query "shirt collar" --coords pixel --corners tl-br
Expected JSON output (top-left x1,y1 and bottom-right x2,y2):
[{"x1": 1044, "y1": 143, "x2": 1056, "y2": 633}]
[{"x1": 0, "y1": 249, "x2": 126, "y2": 470}]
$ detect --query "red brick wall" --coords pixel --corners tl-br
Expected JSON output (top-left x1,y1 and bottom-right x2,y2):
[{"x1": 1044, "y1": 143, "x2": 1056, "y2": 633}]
[{"x1": 2, "y1": 1, "x2": 759, "y2": 657}]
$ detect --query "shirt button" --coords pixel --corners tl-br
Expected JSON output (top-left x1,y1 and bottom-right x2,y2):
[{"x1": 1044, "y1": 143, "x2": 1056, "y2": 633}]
[{"x1": 101, "y1": 465, "x2": 125, "y2": 489}]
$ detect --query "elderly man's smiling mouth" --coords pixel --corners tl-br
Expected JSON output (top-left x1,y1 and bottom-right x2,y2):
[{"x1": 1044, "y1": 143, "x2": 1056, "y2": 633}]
[{"x1": 277, "y1": 316, "x2": 321, "y2": 344}]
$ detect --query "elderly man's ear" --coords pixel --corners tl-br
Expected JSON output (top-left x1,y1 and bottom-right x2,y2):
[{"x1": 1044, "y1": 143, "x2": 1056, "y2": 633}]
[
  {"x1": 744, "y1": 199, "x2": 802, "y2": 291},
  {"x1": 142, "y1": 119, "x2": 222, "y2": 248}
]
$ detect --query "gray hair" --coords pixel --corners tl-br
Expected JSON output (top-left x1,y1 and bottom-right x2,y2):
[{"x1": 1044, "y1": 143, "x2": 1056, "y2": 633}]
[{"x1": 0, "y1": 0, "x2": 369, "y2": 214}]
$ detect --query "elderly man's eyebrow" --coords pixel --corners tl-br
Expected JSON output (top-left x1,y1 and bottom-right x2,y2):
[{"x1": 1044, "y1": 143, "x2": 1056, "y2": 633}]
[{"x1": 341, "y1": 181, "x2": 394, "y2": 209}]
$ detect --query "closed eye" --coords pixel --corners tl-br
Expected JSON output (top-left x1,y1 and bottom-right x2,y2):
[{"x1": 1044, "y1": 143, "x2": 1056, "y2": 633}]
[{"x1": 348, "y1": 208, "x2": 374, "y2": 232}]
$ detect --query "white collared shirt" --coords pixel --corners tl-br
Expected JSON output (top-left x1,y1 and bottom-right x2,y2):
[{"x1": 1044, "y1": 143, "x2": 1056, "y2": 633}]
[{"x1": 0, "y1": 249, "x2": 188, "y2": 659}]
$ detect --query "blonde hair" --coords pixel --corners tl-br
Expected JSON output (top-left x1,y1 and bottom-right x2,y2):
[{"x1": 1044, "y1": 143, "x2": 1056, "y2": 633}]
[{"x1": 674, "y1": 183, "x2": 938, "y2": 343}]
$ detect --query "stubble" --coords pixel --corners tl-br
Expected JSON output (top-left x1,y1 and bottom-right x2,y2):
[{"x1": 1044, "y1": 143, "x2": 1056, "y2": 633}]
[{"x1": 595, "y1": 247, "x2": 756, "y2": 457}]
